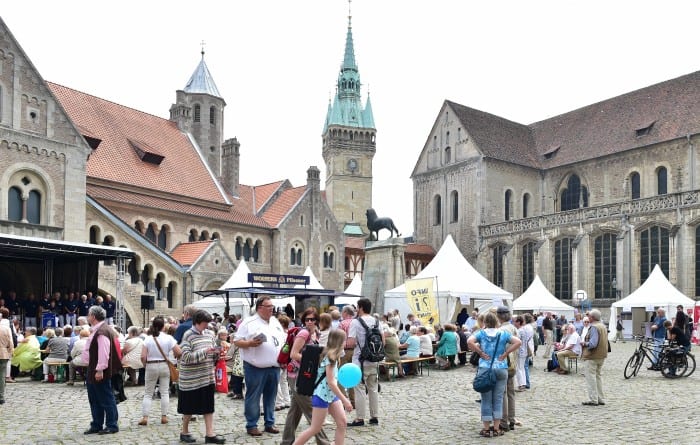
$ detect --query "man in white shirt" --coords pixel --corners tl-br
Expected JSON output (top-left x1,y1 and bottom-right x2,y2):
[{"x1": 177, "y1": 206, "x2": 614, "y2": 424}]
[
  {"x1": 234, "y1": 296, "x2": 286, "y2": 437},
  {"x1": 555, "y1": 324, "x2": 582, "y2": 374}
]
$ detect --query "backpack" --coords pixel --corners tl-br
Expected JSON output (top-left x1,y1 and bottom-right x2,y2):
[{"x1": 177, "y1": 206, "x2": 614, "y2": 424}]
[
  {"x1": 277, "y1": 326, "x2": 301, "y2": 366},
  {"x1": 295, "y1": 344, "x2": 325, "y2": 396},
  {"x1": 358, "y1": 316, "x2": 385, "y2": 363},
  {"x1": 547, "y1": 353, "x2": 559, "y2": 372}
]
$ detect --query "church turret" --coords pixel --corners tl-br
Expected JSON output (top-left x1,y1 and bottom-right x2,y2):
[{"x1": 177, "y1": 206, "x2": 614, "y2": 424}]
[
  {"x1": 170, "y1": 48, "x2": 227, "y2": 177},
  {"x1": 322, "y1": 8, "x2": 376, "y2": 234}
]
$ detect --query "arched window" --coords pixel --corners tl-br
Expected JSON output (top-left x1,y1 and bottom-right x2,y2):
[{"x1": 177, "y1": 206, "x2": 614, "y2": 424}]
[
  {"x1": 8, "y1": 186, "x2": 22, "y2": 221},
  {"x1": 235, "y1": 237, "x2": 243, "y2": 260},
  {"x1": 103, "y1": 236, "x2": 114, "y2": 266},
  {"x1": 433, "y1": 195, "x2": 442, "y2": 225},
  {"x1": 630, "y1": 172, "x2": 641, "y2": 199},
  {"x1": 640, "y1": 226, "x2": 669, "y2": 283},
  {"x1": 492, "y1": 244, "x2": 505, "y2": 287},
  {"x1": 128, "y1": 259, "x2": 139, "y2": 284},
  {"x1": 522, "y1": 193, "x2": 530, "y2": 218},
  {"x1": 444, "y1": 147, "x2": 451, "y2": 164},
  {"x1": 209, "y1": 106, "x2": 216, "y2": 125},
  {"x1": 450, "y1": 191, "x2": 459, "y2": 223},
  {"x1": 135, "y1": 220, "x2": 145, "y2": 234},
  {"x1": 141, "y1": 264, "x2": 153, "y2": 291},
  {"x1": 26, "y1": 190, "x2": 41, "y2": 224},
  {"x1": 300, "y1": 215, "x2": 304, "y2": 227},
  {"x1": 188, "y1": 229, "x2": 197, "y2": 242},
  {"x1": 521, "y1": 242, "x2": 535, "y2": 292},
  {"x1": 89, "y1": 226, "x2": 100, "y2": 244},
  {"x1": 157, "y1": 225, "x2": 168, "y2": 249},
  {"x1": 554, "y1": 238, "x2": 573, "y2": 299},
  {"x1": 324, "y1": 247, "x2": 335, "y2": 269},
  {"x1": 657, "y1": 167, "x2": 667, "y2": 195},
  {"x1": 252, "y1": 240, "x2": 261, "y2": 263},
  {"x1": 194, "y1": 104, "x2": 201, "y2": 122},
  {"x1": 594, "y1": 234, "x2": 617, "y2": 298},
  {"x1": 211, "y1": 232, "x2": 220, "y2": 240},
  {"x1": 243, "y1": 240, "x2": 252, "y2": 261},
  {"x1": 290, "y1": 243, "x2": 303, "y2": 266},
  {"x1": 290, "y1": 248, "x2": 296, "y2": 265},
  {"x1": 505, "y1": 190, "x2": 512, "y2": 221},
  {"x1": 560, "y1": 174, "x2": 588, "y2": 211},
  {"x1": 145, "y1": 224, "x2": 156, "y2": 243},
  {"x1": 155, "y1": 273, "x2": 164, "y2": 300},
  {"x1": 296, "y1": 248, "x2": 303, "y2": 266},
  {"x1": 167, "y1": 281, "x2": 175, "y2": 309}
]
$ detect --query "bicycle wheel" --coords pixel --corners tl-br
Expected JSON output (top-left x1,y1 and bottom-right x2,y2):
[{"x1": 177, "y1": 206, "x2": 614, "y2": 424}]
[
  {"x1": 624, "y1": 351, "x2": 641, "y2": 379},
  {"x1": 660, "y1": 352, "x2": 686, "y2": 378},
  {"x1": 684, "y1": 353, "x2": 696, "y2": 378}
]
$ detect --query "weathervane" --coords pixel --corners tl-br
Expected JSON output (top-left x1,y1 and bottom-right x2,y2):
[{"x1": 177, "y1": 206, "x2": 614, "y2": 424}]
[{"x1": 200, "y1": 40, "x2": 206, "y2": 57}]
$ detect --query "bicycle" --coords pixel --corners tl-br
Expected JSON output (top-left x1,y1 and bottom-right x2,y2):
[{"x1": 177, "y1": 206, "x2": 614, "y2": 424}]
[{"x1": 624, "y1": 335, "x2": 696, "y2": 379}]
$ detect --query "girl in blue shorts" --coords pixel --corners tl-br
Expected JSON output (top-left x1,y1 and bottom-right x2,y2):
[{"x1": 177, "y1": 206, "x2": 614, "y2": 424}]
[{"x1": 293, "y1": 329, "x2": 353, "y2": 445}]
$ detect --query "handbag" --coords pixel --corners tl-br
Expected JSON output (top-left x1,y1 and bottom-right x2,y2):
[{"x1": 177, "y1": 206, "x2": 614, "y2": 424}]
[
  {"x1": 153, "y1": 336, "x2": 179, "y2": 382},
  {"x1": 215, "y1": 358, "x2": 228, "y2": 393},
  {"x1": 472, "y1": 333, "x2": 501, "y2": 393},
  {"x1": 230, "y1": 346, "x2": 244, "y2": 377}
]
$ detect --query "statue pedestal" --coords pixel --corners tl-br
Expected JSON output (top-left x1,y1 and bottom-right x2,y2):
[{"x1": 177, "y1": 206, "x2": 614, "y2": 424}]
[{"x1": 361, "y1": 238, "x2": 405, "y2": 315}]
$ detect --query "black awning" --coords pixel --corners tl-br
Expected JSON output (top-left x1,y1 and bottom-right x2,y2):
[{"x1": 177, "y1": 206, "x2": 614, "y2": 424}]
[
  {"x1": 0, "y1": 234, "x2": 134, "y2": 261},
  {"x1": 195, "y1": 287, "x2": 342, "y2": 308}
]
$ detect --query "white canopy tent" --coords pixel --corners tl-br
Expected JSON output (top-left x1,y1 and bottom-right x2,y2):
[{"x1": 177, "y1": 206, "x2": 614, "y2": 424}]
[
  {"x1": 384, "y1": 235, "x2": 512, "y2": 324},
  {"x1": 192, "y1": 259, "x2": 258, "y2": 316},
  {"x1": 610, "y1": 264, "x2": 696, "y2": 337},
  {"x1": 335, "y1": 274, "x2": 362, "y2": 306},
  {"x1": 512, "y1": 274, "x2": 575, "y2": 320}
]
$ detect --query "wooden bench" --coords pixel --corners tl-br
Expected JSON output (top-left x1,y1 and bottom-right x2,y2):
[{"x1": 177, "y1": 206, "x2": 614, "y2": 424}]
[{"x1": 379, "y1": 356, "x2": 434, "y2": 381}]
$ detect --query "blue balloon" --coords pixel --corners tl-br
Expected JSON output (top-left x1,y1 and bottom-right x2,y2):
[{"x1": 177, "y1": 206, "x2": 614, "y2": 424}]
[{"x1": 337, "y1": 363, "x2": 362, "y2": 389}]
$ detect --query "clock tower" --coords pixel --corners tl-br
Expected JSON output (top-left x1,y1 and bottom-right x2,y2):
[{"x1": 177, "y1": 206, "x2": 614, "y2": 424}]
[{"x1": 322, "y1": 11, "x2": 376, "y2": 235}]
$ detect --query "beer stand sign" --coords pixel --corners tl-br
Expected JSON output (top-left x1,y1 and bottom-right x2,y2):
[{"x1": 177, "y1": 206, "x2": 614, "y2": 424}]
[{"x1": 405, "y1": 277, "x2": 440, "y2": 326}]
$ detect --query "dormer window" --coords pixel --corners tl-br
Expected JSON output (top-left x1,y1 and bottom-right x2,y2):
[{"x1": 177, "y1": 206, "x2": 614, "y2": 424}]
[
  {"x1": 543, "y1": 145, "x2": 560, "y2": 160},
  {"x1": 635, "y1": 121, "x2": 655, "y2": 137},
  {"x1": 129, "y1": 139, "x2": 165, "y2": 165}
]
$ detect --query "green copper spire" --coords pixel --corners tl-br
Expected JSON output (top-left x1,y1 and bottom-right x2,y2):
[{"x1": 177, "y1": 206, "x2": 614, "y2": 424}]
[{"x1": 323, "y1": 11, "x2": 375, "y2": 131}]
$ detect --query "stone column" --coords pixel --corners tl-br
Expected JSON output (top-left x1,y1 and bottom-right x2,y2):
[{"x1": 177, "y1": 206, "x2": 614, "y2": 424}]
[{"x1": 361, "y1": 238, "x2": 406, "y2": 315}]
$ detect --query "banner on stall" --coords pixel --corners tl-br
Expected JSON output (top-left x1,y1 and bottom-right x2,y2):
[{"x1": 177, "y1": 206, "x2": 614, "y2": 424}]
[{"x1": 405, "y1": 277, "x2": 439, "y2": 326}]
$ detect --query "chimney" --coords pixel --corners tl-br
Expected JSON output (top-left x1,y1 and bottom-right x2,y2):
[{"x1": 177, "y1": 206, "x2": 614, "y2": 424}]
[
  {"x1": 221, "y1": 137, "x2": 240, "y2": 196},
  {"x1": 307, "y1": 166, "x2": 321, "y2": 192}
]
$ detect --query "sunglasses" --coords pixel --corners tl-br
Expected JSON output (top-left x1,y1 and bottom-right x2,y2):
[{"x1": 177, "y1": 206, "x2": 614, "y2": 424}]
[{"x1": 304, "y1": 318, "x2": 317, "y2": 322}]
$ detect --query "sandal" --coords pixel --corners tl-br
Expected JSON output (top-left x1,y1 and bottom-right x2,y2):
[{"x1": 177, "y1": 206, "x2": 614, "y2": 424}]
[
  {"x1": 494, "y1": 427, "x2": 506, "y2": 436},
  {"x1": 479, "y1": 428, "x2": 493, "y2": 437}
]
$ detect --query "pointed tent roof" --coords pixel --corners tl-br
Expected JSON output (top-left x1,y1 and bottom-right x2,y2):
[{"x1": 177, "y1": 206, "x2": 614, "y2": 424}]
[
  {"x1": 295, "y1": 266, "x2": 324, "y2": 289},
  {"x1": 513, "y1": 275, "x2": 575, "y2": 317},
  {"x1": 344, "y1": 274, "x2": 362, "y2": 296},
  {"x1": 612, "y1": 265, "x2": 695, "y2": 310},
  {"x1": 183, "y1": 52, "x2": 222, "y2": 98},
  {"x1": 385, "y1": 235, "x2": 512, "y2": 301},
  {"x1": 219, "y1": 259, "x2": 261, "y2": 290}
]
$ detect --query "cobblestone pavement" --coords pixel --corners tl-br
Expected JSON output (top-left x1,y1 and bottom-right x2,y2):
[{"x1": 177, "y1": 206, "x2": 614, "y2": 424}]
[{"x1": 3, "y1": 341, "x2": 699, "y2": 445}]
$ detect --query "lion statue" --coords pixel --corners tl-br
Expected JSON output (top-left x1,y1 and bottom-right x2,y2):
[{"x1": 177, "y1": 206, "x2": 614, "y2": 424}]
[{"x1": 366, "y1": 208, "x2": 400, "y2": 240}]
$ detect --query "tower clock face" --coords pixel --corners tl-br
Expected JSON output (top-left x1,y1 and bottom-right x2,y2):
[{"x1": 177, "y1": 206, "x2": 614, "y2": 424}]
[{"x1": 347, "y1": 158, "x2": 358, "y2": 172}]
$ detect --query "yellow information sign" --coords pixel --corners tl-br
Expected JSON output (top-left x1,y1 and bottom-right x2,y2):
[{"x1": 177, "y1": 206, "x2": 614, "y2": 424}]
[{"x1": 405, "y1": 277, "x2": 439, "y2": 326}]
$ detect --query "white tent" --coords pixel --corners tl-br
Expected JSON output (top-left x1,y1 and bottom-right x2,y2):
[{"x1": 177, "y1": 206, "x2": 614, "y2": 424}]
[
  {"x1": 513, "y1": 274, "x2": 575, "y2": 319},
  {"x1": 610, "y1": 264, "x2": 696, "y2": 337},
  {"x1": 192, "y1": 295, "x2": 250, "y2": 317},
  {"x1": 384, "y1": 235, "x2": 512, "y2": 323},
  {"x1": 294, "y1": 266, "x2": 324, "y2": 290},
  {"x1": 218, "y1": 259, "x2": 259, "y2": 290},
  {"x1": 335, "y1": 274, "x2": 362, "y2": 306}
]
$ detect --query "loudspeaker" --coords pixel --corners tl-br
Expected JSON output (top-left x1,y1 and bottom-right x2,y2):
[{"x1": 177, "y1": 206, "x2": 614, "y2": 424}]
[{"x1": 140, "y1": 294, "x2": 154, "y2": 310}]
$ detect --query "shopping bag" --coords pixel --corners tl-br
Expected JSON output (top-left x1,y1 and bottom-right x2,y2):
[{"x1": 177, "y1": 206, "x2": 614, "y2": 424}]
[{"x1": 215, "y1": 359, "x2": 228, "y2": 393}]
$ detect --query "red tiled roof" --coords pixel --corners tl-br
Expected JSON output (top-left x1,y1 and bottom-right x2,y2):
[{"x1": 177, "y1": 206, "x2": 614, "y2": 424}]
[
  {"x1": 252, "y1": 181, "x2": 286, "y2": 213},
  {"x1": 261, "y1": 186, "x2": 307, "y2": 227},
  {"x1": 48, "y1": 82, "x2": 228, "y2": 204},
  {"x1": 88, "y1": 184, "x2": 270, "y2": 228},
  {"x1": 170, "y1": 241, "x2": 213, "y2": 266},
  {"x1": 405, "y1": 243, "x2": 436, "y2": 256}
]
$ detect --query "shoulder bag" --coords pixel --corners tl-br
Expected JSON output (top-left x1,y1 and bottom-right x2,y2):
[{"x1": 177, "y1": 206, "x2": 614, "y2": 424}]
[
  {"x1": 472, "y1": 332, "x2": 501, "y2": 393},
  {"x1": 154, "y1": 336, "x2": 179, "y2": 382}
]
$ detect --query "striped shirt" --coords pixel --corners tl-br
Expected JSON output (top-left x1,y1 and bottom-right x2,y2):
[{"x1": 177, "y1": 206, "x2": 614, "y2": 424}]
[{"x1": 178, "y1": 328, "x2": 216, "y2": 391}]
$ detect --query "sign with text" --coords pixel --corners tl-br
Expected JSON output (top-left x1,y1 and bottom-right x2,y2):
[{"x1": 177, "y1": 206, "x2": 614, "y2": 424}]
[
  {"x1": 248, "y1": 273, "x2": 310, "y2": 286},
  {"x1": 405, "y1": 277, "x2": 439, "y2": 326}
]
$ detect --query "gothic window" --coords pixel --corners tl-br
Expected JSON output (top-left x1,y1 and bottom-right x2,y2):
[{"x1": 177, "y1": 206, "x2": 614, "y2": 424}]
[
  {"x1": 505, "y1": 190, "x2": 513, "y2": 221},
  {"x1": 522, "y1": 193, "x2": 530, "y2": 218},
  {"x1": 492, "y1": 244, "x2": 505, "y2": 287},
  {"x1": 290, "y1": 243, "x2": 304, "y2": 266},
  {"x1": 209, "y1": 106, "x2": 216, "y2": 125},
  {"x1": 26, "y1": 190, "x2": 41, "y2": 224},
  {"x1": 554, "y1": 238, "x2": 573, "y2": 299},
  {"x1": 450, "y1": 191, "x2": 459, "y2": 223},
  {"x1": 446, "y1": 131, "x2": 450, "y2": 146},
  {"x1": 157, "y1": 225, "x2": 168, "y2": 249},
  {"x1": 252, "y1": 240, "x2": 261, "y2": 263},
  {"x1": 296, "y1": 248, "x2": 303, "y2": 266},
  {"x1": 444, "y1": 147, "x2": 451, "y2": 164},
  {"x1": 194, "y1": 104, "x2": 201, "y2": 123},
  {"x1": 521, "y1": 242, "x2": 536, "y2": 292},
  {"x1": 8, "y1": 186, "x2": 22, "y2": 221},
  {"x1": 640, "y1": 226, "x2": 669, "y2": 283},
  {"x1": 145, "y1": 224, "x2": 157, "y2": 243},
  {"x1": 560, "y1": 174, "x2": 588, "y2": 211},
  {"x1": 323, "y1": 247, "x2": 335, "y2": 270},
  {"x1": 630, "y1": 172, "x2": 640, "y2": 199},
  {"x1": 433, "y1": 195, "x2": 442, "y2": 225},
  {"x1": 433, "y1": 135, "x2": 437, "y2": 150},
  {"x1": 594, "y1": 233, "x2": 617, "y2": 298},
  {"x1": 657, "y1": 167, "x2": 667, "y2": 195}
]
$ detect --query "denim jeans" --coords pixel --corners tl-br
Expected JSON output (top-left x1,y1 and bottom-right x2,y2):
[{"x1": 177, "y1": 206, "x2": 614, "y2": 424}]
[
  {"x1": 524, "y1": 356, "x2": 531, "y2": 388},
  {"x1": 86, "y1": 378, "x2": 119, "y2": 431},
  {"x1": 479, "y1": 368, "x2": 508, "y2": 422},
  {"x1": 243, "y1": 362, "x2": 280, "y2": 429},
  {"x1": 652, "y1": 338, "x2": 664, "y2": 364}
]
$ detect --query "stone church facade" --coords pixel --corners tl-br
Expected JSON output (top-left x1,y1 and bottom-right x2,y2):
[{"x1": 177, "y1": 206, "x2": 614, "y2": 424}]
[{"x1": 413, "y1": 72, "x2": 700, "y2": 312}]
